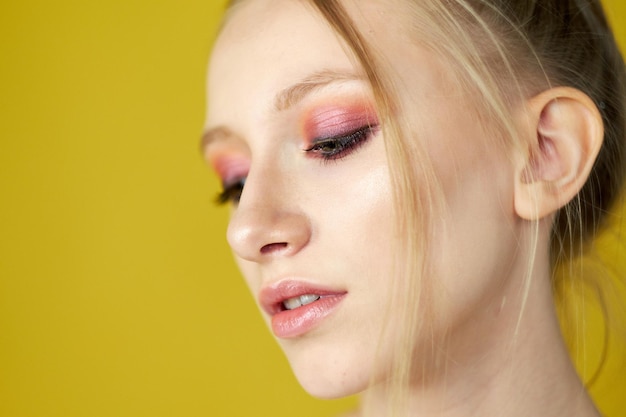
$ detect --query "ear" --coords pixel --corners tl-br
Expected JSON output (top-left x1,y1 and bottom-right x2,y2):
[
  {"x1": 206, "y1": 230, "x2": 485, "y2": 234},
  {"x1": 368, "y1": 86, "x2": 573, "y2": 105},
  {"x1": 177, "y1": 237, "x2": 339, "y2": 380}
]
[{"x1": 514, "y1": 87, "x2": 604, "y2": 221}]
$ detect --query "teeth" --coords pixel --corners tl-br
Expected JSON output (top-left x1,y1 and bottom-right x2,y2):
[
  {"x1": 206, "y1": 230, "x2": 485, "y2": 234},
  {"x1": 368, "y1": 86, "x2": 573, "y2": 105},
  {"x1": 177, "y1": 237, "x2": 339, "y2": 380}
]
[
  {"x1": 299, "y1": 294, "x2": 321, "y2": 306},
  {"x1": 283, "y1": 294, "x2": 321, "y2": 310}
]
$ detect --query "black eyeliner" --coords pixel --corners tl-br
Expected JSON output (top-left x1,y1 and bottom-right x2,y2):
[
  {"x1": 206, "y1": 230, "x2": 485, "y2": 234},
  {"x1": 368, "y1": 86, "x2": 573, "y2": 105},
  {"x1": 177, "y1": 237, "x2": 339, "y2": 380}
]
[
  {"x1": 304, "y1": 124, "x2": 378, "y2": 161},
  {"x1": 215, "y1": 178, "x2": 246, "y2": 205}
]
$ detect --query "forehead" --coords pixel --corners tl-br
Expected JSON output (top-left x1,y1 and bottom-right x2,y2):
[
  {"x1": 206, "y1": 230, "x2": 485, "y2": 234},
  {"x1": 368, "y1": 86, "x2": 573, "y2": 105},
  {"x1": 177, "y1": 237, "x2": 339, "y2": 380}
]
[
  {"x1": 205, "y1": 0, "x2": 456, "y2": 132},
  {"x1": 212, "y1": 0, "x2": 407, "y2": 68},
  {"x1": 215, "y1": 1, "x2": 352, "y2": 68},
  {"x1": 207, "y1": 0, "x2": 356, "y2": 121}
]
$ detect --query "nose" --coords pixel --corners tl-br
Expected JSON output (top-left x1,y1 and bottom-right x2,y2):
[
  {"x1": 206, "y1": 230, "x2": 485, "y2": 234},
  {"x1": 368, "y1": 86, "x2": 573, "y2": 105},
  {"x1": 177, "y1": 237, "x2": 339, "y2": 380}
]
[{"x1": 226, "y1": 169, "x2": 311, "y2": 263}]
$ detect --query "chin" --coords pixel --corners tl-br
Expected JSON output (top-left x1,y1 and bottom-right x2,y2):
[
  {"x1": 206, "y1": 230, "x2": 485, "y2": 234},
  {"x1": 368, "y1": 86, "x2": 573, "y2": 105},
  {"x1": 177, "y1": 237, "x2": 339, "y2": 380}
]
[
  {"x1": 293, "y1": 368, "x2": 368, "y2": 400},
  {"x1": 280, "y1": 340, "x2": 372, "y2": 399}
]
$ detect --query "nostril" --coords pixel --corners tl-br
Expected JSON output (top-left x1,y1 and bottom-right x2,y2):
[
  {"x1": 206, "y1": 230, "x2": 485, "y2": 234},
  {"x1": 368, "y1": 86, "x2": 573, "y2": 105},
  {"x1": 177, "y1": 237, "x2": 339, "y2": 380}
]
[{"x1": 260, "y1": 242, "x2": 289, "y2": 254}]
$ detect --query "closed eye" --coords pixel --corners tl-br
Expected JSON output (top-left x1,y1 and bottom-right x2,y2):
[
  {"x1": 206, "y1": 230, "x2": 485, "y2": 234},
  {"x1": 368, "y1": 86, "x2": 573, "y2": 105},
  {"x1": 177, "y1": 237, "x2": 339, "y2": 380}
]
[
  {"x1": 304, "y1": 124, "x2": 378, "y2": 161},
  {"x1": 216, "y1": 178, "x2": 246, "y2": 205}
]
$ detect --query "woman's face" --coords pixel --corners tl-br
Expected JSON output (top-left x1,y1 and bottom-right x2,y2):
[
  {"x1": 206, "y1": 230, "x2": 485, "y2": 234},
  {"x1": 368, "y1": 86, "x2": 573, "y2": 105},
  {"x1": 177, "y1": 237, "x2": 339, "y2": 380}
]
[{"x1": 205, "y1": 0, "x2": 523, "y2": 399}]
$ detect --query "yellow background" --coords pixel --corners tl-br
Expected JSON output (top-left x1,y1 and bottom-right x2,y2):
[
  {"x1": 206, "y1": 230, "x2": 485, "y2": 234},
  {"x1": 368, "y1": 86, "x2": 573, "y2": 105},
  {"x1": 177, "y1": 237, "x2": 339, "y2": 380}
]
[{"x1": 0, "y1": 1, "x2": 623, "y2": 416}]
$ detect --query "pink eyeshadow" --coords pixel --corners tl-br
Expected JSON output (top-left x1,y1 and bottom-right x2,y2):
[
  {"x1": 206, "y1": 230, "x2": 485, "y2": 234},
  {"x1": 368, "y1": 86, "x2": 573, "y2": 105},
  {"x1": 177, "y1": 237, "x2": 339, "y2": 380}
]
[
  {"x1": 302, "y1": 103, "x2": 378, "y2": 143},
  {"x1": 209, "y1": 150, "x2": 250, "y2": 184}
]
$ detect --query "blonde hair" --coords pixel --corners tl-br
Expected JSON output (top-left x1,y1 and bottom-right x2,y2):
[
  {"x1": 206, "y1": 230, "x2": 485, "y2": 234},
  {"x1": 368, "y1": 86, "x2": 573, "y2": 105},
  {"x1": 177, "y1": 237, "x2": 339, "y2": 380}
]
[
  {"x1": 222, "y1": 0, "x2": 626, "y2": 415},
  {"x1": 306, "y1": 0, "x2": 626, "y2": 415}
]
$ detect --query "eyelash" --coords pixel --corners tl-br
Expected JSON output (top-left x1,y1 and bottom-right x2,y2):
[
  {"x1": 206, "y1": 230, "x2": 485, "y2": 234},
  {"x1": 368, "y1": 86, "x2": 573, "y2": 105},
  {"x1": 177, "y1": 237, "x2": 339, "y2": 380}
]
[
  {"x1": 215, "y1": 124, "x2": 378, "y2": 205},
  {"x1": 304, "y1": 124, "x2": 377, "y2": 161},
  {"x1": 216, "y1": 178, "x2": 246, "y2": 205}
]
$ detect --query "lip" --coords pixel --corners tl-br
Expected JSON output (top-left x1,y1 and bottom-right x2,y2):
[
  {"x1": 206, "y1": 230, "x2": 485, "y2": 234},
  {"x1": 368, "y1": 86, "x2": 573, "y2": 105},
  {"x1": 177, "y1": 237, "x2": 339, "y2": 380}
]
[{"x1": 259, "y1": 280, "x2": 347, "y2": 339}]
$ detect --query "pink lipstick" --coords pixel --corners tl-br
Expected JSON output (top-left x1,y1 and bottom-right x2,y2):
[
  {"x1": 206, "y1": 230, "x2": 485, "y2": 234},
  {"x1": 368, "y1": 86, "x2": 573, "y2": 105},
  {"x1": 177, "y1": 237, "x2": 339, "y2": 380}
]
[{"x1": 259, "y1": 281, "x2": 347, "y2": 339}]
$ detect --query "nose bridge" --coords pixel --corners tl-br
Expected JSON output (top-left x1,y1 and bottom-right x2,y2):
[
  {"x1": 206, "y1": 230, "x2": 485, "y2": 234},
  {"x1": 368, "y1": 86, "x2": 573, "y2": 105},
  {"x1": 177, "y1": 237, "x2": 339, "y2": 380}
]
[{"x1": 226, "y1": 161, "x2": 311, "y2": 263}]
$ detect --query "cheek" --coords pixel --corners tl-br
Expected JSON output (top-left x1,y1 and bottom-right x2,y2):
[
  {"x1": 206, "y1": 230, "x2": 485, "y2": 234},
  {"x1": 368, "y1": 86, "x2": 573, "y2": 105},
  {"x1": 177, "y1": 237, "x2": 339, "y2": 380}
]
[
  {"x1": 233, "y1": 258, "x2": 263, "y2": 301},
  {"x1": 427, "y1": 129, "x2": 518, "y2": 322},
  {"x1": 304, "y1": 141, "x2": 395, "y2": 279},
  {"x1": 329, "y1": 165, "x2": 392, "y2": 238}
]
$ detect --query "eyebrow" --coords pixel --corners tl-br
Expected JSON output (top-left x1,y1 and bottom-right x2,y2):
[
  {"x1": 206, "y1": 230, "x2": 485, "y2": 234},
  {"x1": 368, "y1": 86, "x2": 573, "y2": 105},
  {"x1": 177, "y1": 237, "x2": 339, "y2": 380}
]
[
  {"x1": 200, "y1": 126, "x2": 236, "y2": 153},
  {"x1": 274, "y1": 69, "x2": 365, "y2": 111},
  {"x1": 200, "y1": 69, "x2": 365, "y2": 151}
]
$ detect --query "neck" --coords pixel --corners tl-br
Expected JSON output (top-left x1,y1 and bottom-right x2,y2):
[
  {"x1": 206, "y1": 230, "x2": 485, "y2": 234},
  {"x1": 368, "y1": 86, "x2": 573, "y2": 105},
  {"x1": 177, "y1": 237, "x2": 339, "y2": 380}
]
[{"x1": 359, "y1": 247, "x2": 600, "y2": 417}]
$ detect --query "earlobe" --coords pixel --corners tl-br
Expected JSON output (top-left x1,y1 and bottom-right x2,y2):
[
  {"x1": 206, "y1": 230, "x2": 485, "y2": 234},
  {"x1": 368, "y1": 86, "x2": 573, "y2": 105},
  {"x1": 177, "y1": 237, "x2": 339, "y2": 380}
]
[{"x1": 514, "y1": 87, "x2": 604, "y2": 221}]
